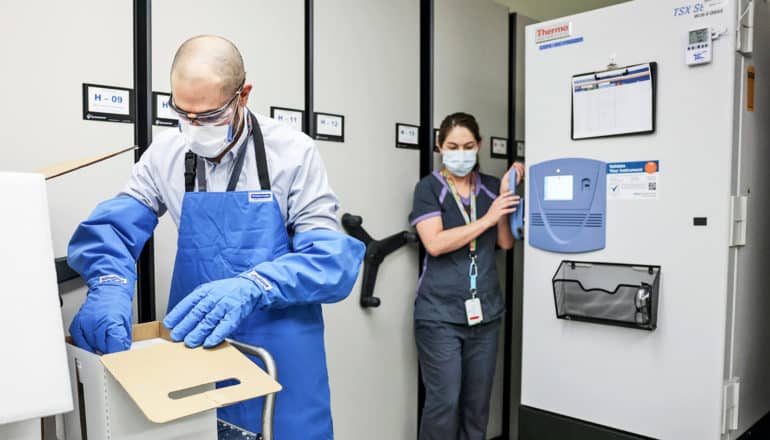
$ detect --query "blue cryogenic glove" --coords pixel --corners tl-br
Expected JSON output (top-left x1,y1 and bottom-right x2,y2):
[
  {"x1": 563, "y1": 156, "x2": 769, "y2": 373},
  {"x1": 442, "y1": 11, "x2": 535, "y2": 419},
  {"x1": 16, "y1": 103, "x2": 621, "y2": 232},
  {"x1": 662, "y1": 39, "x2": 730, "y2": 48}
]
[
  {"x1": 67, "y1": 195, "x2": 158, "y2": 353},
  {"x1": 163, "y1": 276, "x2": 262, "y2": 348},
  {"x1": 69, "y1": 283, "x2": 133, "y2": 353}
]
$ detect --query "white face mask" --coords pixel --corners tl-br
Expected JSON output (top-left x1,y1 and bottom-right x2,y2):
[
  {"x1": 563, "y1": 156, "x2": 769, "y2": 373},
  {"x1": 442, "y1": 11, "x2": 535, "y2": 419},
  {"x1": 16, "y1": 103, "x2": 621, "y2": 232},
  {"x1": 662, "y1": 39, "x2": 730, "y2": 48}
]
[
  {"x1": 179, "y1": 121, "x2": 235, "y2": 158},
  {"x1": 442, "y1": 149, "x2": 478, "y2": 177}
]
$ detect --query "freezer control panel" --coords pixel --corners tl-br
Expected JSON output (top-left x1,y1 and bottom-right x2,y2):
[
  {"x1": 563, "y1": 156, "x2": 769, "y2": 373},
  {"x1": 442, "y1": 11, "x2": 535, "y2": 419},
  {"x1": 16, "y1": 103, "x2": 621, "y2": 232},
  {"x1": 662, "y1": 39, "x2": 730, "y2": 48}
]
[
  {"x1": 528, "y1": 158, "x2": 607, "y2": 253},
  {"x1": 686, "y1": 27, "x2": 712, "y2": 66}
]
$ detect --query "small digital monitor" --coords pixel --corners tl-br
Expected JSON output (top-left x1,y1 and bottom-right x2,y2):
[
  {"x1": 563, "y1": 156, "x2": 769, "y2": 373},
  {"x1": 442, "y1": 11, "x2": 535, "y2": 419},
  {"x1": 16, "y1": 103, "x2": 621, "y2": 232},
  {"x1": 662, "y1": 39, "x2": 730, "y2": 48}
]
[
  {"x1": 544, "y1": 175, "x2": 574, "y2": 201},
  {"x1": 689, "y1": 28, "x2": 709, "y2": 44}
]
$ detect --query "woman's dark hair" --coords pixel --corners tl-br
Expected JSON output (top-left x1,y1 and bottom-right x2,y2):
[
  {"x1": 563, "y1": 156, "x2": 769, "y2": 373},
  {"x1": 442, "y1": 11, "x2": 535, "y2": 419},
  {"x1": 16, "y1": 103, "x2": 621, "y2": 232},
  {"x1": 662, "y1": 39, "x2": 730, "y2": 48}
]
[{"x1": 437, "y1": 112, "x2": 482, "y2": 147}]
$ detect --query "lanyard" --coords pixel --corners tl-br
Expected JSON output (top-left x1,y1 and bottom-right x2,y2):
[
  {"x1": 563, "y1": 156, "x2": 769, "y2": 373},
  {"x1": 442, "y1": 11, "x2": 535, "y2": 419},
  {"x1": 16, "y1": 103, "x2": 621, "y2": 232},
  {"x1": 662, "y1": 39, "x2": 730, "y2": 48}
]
[{"x1": 441, "y1": 169, "x2": 479, "y2": 298}]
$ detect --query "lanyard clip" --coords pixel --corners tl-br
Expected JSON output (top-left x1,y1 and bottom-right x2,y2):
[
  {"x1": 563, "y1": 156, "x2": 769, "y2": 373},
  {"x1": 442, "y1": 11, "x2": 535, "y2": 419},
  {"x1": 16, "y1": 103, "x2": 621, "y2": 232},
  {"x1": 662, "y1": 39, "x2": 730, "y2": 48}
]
[{"x1": 469, "y1": 256, "x2": 478, "y2": 295}]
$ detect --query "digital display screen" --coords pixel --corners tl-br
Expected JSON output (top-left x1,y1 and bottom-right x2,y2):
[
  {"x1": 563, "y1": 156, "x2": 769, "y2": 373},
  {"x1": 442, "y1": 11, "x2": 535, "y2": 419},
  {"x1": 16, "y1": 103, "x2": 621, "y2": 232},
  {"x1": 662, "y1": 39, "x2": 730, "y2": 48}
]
[
  {"x1": 544, "y1": 175, "x2": 574, "y2": 201},
  {"x1": 689, "y1": 28, "x2": 709, "y2": 44}
]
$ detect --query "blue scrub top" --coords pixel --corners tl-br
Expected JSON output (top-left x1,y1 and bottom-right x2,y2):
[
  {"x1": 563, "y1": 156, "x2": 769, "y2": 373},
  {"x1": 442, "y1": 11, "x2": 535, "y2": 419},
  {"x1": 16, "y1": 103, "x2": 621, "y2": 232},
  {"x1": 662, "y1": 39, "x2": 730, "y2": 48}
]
[{"x1": 409, "y1": 171, "x2": 505, "y2": 324}]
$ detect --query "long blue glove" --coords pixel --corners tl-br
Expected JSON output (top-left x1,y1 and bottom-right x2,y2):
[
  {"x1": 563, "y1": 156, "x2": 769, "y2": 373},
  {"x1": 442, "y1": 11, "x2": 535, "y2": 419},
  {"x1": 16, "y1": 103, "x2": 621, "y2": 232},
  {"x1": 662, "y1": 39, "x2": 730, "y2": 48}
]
[
  {"x1": 164, "y1": 229, "x2": 365, "y2": 348},
  {"x1": 69, "y1": 284, "x2": 133, "y2": 353},
  {"x1": 163, "y1": 277, "x2": 260, "y2": 348},
  {"x1": 68, "y1": 195, "x2": 158, "y2": 353},
  {"x1": 245, "y1": 228, "x2": 366, "y2": 309}
]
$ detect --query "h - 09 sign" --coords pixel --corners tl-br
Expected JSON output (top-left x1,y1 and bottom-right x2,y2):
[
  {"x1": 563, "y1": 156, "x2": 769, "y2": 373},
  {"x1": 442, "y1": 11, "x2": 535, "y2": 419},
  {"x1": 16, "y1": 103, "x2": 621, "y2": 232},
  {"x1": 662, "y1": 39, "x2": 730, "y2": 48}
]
[{"x1": 82, "y1": 83, "x2": 134, "y2": 123}]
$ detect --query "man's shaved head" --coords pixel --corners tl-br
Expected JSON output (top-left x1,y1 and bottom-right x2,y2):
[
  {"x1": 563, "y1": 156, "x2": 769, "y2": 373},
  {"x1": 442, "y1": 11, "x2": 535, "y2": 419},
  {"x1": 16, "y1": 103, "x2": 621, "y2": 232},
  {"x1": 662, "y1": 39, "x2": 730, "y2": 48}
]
[{"x1": 170, "y1": 35, "x2": 245, "y2": 99}]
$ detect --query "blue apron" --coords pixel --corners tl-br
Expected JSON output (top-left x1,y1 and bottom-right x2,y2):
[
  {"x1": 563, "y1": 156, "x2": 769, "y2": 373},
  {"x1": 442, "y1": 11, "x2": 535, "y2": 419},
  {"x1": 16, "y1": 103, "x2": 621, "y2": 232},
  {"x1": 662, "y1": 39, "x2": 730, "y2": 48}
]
[{"x1": 168, "y1": 113, "x2": 333, "y2": 439}]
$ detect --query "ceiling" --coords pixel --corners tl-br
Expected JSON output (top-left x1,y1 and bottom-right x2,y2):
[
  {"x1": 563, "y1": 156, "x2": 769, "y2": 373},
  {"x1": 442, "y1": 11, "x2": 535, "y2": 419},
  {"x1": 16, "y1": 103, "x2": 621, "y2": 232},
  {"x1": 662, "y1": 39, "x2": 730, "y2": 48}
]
[{"x1": 492, "y1": 0, "x2": 629, "y2": 21}]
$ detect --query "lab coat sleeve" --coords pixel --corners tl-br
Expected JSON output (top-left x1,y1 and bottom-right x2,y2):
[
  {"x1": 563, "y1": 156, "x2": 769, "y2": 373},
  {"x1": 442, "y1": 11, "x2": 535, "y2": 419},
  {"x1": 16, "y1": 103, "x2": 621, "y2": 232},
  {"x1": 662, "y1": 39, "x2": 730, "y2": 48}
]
[
  {"x1": 68, "y1": 195, "x2": 159, "y2": 288},
  {"x1": 241, "y1": 228, "x2": 366, "y2": 308},
  {"x1": 285, "y1": 138, "x2": 341, "y2": 233},
  {"x1": 120, "y1": 141, "x2": 168, "y2": 217}
]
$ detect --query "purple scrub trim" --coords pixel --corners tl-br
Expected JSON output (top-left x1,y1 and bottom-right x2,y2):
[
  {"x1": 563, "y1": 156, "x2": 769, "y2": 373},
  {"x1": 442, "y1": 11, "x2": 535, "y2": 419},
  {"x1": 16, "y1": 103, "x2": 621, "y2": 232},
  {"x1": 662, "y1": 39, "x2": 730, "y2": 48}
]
[
  {"x1": 432, "y1": 171, "x2": 449, "y2": 204},
  {"x1": 439, "y1": 187, "x2": 448, "y2": 204},
  {"x1": 478, "y1": 182, "x2": 497, "y2": 200},
  {"x1": 434, "y1": 170, "x2": 492, "y2": 204},
  {"x1": 432, "y1": 170, "x2": 448, "y2": 189},
  {"x1": 411, "y1": 211, "x2": 441, "y2": 226}
]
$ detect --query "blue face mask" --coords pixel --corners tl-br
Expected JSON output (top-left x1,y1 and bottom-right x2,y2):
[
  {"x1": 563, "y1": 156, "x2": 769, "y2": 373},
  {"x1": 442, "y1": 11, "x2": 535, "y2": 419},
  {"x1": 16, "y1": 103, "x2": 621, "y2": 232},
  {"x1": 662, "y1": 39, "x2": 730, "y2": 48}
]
[{"x1": 442, "y1": 149, "x2": 478, "y2": 177}]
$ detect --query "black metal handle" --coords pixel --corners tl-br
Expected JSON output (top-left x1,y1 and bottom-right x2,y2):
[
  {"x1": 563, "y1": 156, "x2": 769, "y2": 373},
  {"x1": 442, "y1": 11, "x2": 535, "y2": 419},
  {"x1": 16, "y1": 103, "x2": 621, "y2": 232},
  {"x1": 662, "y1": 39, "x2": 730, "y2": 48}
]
[
  {"x1": 341, "y1": 213, "x2": 418, "y2": 308},
  {"x1": 55, "y1": 257, "x2": 80, "y2": 284},
  {"x1": 55, "y1": 256, "x2": 83, "y2": 307}
]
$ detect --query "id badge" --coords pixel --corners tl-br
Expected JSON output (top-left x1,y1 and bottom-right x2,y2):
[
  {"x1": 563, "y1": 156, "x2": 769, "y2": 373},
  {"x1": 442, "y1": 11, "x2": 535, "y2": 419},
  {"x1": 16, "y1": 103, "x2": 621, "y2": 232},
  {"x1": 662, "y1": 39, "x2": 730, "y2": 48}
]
[{"x1": 465, "y1": 297, "x2": 484, "y2": 326}]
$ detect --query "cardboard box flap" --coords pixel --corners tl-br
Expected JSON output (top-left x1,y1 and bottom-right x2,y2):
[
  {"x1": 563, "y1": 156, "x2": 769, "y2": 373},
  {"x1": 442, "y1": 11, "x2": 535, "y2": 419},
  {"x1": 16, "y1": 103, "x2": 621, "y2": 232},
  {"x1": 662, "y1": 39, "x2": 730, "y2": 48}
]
[
  {"x1": 36, "y1": 145, "x2": 136, "y2": 180},
  {"x1": 100, "y1": 339, "x2": 282, "y2": 424}
]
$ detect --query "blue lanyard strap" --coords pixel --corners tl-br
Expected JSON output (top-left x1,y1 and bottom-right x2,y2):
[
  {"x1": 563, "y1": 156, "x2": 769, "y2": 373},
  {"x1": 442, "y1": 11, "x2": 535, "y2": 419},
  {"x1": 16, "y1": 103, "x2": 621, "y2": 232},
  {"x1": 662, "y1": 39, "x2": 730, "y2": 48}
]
[{"x1": 469, "y1": 254, "x2": 478, "y2": 297}]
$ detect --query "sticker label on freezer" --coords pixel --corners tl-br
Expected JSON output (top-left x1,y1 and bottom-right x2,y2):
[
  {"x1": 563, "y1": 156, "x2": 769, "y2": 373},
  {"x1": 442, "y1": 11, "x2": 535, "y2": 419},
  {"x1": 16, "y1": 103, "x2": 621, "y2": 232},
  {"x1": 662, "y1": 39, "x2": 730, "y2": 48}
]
[
  {"x1": 673, "y1": 1, "x2": 725, "y2": 18},
  {"x1": 535, "y1": 21, "x2": 572, "y2": 44},
  {"x1": 607, "y1": 161, "x2": 659, "y2": 200},
  {"x1": 539, "y1": 37, "x2": 584, "y2": 51}
]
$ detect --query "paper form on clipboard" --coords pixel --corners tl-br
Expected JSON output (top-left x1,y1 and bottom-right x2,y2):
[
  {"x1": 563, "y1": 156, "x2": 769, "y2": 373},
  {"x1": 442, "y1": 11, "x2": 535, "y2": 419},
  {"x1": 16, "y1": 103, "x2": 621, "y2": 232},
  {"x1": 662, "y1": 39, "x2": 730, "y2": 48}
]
[{"x1": 571, "y1": 62, "x2": 656, "y2": 140}]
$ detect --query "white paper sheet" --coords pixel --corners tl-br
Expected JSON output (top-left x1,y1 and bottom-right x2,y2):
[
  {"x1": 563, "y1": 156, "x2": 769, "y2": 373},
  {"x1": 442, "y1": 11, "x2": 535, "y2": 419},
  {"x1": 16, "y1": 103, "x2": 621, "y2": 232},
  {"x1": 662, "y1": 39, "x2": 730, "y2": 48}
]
[{"x1": 572, "y1": 63, "x2": 654, "y2": 139}]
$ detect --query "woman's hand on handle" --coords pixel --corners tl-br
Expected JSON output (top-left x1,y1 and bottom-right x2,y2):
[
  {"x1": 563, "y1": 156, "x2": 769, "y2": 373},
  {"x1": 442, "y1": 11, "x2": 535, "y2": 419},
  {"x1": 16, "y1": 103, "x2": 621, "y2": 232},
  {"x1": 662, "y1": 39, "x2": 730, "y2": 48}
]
[
  {"x1": 500, "y1": 161, "x2": 525, "y2": 191},
  {"x1": 482, "y1": 190, "x2": 519, "y2": 228}
]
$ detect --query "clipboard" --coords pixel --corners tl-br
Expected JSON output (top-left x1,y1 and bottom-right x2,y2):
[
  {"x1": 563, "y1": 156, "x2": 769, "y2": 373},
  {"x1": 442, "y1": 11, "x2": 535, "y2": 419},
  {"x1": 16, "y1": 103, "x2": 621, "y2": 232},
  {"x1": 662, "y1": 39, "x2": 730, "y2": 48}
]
[{"x1": 570, "y1": 62, "x2": 657, "y2": 140}]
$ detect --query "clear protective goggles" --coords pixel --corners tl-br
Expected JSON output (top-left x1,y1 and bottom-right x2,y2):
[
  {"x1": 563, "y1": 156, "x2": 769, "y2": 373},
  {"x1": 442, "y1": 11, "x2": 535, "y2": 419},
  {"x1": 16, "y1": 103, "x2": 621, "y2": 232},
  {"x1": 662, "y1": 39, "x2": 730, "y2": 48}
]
[{"x1": 168, "y1": 82, "x2": 244, "y2": 125}]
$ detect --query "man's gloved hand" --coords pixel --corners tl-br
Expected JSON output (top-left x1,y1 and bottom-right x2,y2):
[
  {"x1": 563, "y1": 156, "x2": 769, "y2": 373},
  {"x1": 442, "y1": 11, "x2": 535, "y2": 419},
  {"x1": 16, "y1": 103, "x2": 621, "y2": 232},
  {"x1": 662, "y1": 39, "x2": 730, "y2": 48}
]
[
  {"x1": 69, "y1": 285, "x2": 133, "y2": 354},
  {"x1": 163, "y1": 276, "x2": 262, "y2": 348}
]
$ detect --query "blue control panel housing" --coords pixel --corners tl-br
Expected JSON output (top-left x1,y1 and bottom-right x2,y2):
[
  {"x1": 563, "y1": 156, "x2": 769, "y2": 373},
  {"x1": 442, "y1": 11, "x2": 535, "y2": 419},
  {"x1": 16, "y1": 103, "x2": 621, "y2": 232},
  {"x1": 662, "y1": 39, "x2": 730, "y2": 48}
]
[{"x1": 529, "y1": 158, "x2": 606, "y2": 253}]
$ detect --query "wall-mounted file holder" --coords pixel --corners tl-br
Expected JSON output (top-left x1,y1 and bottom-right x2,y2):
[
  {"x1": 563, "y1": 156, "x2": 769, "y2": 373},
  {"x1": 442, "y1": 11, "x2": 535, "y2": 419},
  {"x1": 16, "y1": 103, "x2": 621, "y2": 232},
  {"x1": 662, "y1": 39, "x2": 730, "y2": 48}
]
[{"x1": 552, "y1": 260, "x2": 661, "y2": 330}]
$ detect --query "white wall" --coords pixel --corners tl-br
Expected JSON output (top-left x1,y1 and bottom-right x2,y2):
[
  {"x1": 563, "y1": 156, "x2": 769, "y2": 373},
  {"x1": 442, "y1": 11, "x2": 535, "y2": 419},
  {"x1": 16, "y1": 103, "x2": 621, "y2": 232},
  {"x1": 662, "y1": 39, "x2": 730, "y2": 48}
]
[
  {"x1": 493, "y1": 0, "x2": 628, "y2": 20},
  {"x1": 434, "y1": 1, "x2": 510, "y2": 437},
  {"x1": 435, "y1": 0, "x2": 510, "y2": 179},
  {"x1": 314, "y1": 1, "x2": 421, "y2": 438},
  {"x1": 0, "y1": 1, "x2": 135, "y2": 331}
]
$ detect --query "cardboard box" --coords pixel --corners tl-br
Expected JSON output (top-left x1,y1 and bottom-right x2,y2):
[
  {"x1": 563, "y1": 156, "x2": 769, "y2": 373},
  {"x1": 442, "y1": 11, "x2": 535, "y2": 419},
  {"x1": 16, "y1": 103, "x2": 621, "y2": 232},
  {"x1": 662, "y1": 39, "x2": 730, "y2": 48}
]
[{"x1": 64, "y1": 322, "x2": 281, "y2": 440}]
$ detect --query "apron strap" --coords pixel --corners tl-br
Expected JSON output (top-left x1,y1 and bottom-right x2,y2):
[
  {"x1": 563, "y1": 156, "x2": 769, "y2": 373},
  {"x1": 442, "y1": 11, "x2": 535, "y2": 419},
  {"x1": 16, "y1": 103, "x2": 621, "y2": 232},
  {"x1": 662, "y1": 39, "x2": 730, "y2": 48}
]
[
  {"x1": 250, "y1": 113, "x2": 271, "y2": 191},
  {"x1": 183, "y1": 110, "x2": 271, "y2": 192},
  {"x1": 196, "y1": 156, "x2": 208, "y2": 192},
  {"x1": 184, "y1": 152, "x2": 197, "y2": 193},
  {"x1": 225, "y1": 129, "x2": 250, "y2": 192}
]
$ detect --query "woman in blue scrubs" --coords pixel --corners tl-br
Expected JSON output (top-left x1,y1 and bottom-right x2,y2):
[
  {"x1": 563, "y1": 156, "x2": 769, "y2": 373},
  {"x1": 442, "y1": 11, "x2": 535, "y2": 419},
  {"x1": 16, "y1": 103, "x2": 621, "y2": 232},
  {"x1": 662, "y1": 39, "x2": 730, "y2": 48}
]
[{"x1": 409, "y1": 112, "x2": 523, "y2": 440}]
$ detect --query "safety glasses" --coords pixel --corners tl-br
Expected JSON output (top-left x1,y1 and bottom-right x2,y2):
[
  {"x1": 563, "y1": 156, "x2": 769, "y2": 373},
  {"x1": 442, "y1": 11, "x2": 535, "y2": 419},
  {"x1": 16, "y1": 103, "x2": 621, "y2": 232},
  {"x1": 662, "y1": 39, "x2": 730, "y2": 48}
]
[{"x1": 168, "y1": 82, "x2": 243, "y2": 125}]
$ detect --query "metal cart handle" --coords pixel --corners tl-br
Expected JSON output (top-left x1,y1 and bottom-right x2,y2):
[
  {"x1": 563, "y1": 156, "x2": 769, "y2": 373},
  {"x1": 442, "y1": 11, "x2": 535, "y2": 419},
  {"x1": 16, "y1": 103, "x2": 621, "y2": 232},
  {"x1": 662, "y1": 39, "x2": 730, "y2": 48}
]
[{"x1": 226, "y1": 339, "x2": 278, "y2": 440}]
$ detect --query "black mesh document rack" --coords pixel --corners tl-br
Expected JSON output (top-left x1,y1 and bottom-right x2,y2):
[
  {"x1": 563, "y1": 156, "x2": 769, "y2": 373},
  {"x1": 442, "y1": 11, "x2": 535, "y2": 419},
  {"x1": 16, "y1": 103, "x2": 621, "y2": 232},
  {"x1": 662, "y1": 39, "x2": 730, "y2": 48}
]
[{"x1": 552, "y1": 260, "x2": 661, "y2": 331}]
